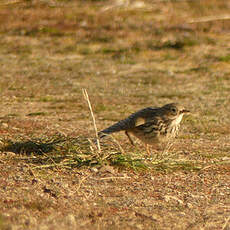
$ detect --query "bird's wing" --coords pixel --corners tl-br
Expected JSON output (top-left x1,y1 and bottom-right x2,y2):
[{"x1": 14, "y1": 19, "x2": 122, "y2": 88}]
[
  {"x1": 132, "y1": 107, "x2": 160, "y2": 126},
  {"x1": 134, "y1": 118, "x2": 164, "y2": 134},
  {"x1": 98, "y1": 107, "x2": 159, "y2": 137}
]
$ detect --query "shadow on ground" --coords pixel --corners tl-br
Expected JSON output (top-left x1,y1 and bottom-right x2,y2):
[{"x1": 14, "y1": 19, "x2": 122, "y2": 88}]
[
  {"x1": 0, "y1": 135, "x2": 103, "y2": 168},
  {"x1": 1, "y1": 138, "x2": 65, "y2": 155}
]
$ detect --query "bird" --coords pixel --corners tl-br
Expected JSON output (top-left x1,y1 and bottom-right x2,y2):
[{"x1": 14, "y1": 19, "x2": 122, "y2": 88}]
[{"x1": 98, "y1": 103, "x2": 189, "y2": 154}]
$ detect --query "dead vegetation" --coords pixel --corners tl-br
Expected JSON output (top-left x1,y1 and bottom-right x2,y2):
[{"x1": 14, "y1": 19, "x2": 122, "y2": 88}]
[{"x1": 0, "y1": 0, "x2": 230, "y2": 229}]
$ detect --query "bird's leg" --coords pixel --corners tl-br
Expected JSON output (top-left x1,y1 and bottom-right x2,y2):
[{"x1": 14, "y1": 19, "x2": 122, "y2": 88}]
[
  {"x1": 125, "y1": 131, "x2": 135, "y2": 146},
  {"x1": 145, "y1": 144, "x2": 151, "y2": 155},
  {"x1": 155, "y1": 144, "x2": 161, "y2": 151}
]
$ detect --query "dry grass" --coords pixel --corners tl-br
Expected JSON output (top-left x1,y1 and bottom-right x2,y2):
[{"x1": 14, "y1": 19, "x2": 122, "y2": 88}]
[{"x1": 0, "y1": 0, "x2": 230, "y2": 229}]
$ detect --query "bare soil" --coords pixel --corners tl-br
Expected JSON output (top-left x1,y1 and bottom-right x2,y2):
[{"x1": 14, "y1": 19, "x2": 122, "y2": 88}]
[{"x1": 0, "y1": 0, "x2": 230, "y2": 229}]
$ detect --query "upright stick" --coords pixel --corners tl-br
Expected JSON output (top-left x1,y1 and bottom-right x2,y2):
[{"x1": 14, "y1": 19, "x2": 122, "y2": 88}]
[{"x1": 82, "y1": 89, "x2": 101, "y2": 153}]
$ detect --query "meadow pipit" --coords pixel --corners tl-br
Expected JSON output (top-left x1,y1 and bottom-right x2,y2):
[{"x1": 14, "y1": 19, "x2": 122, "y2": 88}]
[{"x1": 98, "y1": 103, "x2": 189, "y2": 154}]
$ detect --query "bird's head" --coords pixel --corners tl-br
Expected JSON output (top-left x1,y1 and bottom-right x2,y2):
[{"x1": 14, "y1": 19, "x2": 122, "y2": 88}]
[{"x1": 162, "y1": 103, "x2": 190, "y2": 123}]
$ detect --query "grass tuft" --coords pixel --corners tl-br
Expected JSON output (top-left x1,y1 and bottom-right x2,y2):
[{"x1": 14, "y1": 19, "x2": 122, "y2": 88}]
[{"x1": 1, "y1": 134, "x2": 201, "y2": 172}]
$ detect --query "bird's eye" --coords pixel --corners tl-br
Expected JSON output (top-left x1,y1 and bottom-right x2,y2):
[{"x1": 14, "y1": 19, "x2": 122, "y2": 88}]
[{"x1": 171, "y1": 108, "x2": 177, "y2": 113}]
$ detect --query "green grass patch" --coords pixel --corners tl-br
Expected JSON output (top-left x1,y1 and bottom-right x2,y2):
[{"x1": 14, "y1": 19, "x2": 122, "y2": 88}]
[
  {"x1": 157, "y1": 92, "x2": 189, "y2": 99},
  {"x1": 0, "y1": 134, "x2": 204, "y2": 172},
  {"x1": 218, "y1": 54, "x2": 230, "y2": 62},
  {"x1": 27, "y1": 27, "x2": 65, "y2": 37},
  {"x1": 110, "y1": 153, "x2": 149, "y2": 171},
  {"x1": 26, "y1": 112, "x2": 49, "y2": 116}
]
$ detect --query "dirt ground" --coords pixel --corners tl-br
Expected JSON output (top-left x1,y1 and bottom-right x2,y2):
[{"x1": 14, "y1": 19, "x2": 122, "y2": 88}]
[{"x1": 0, "y1": 0, "x2": 230, "y2": 229}]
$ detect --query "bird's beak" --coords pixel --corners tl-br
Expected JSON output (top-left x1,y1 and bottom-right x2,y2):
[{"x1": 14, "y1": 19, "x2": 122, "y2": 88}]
[{"x1": 181, "y1": 109, "x2": 190, "y2": 114}]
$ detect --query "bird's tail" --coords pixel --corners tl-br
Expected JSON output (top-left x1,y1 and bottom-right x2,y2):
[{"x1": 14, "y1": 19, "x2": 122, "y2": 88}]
[{"x1": 98, "y1": 118, "x2": 132, "y2": 138}]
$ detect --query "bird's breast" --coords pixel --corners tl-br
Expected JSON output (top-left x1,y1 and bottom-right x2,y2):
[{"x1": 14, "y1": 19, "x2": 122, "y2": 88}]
[{"x1": 172, "y1": 114, "x2": 184, "y2": 126}]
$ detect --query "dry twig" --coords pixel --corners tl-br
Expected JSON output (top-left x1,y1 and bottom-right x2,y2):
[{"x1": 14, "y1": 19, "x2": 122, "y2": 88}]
[
  {"x1": 82, "y1": 89, "x2": 101, "y2": 153},
  {"x1": 222, "y1": 215, "x2": 230, "y2": 230},
  {"x1": 188, "y1": 15, "x2": 230, "y2": 24}
]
